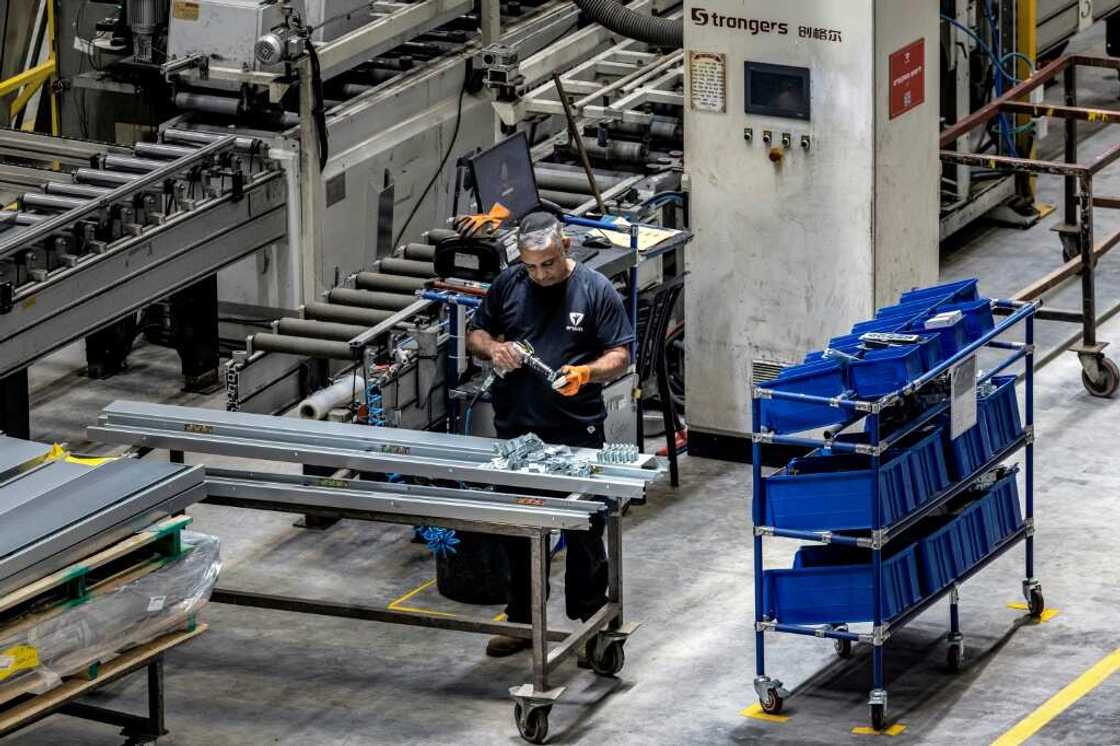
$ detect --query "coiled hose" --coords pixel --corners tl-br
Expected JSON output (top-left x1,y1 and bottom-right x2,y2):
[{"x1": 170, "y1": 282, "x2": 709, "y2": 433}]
[{"x1": 573, "y1": 0, "x2": 683, "y2": 49}]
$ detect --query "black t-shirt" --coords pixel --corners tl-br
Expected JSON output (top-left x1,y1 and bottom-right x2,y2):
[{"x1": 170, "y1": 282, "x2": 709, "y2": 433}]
[{"x1": 471, "y1": 262, "x2": 635, "y2": 439}]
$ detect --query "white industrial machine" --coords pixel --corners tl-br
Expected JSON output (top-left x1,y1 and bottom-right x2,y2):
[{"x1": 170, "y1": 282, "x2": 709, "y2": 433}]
[{"x1": 682, "y1": 0, "x2": 940, "y2": 455}]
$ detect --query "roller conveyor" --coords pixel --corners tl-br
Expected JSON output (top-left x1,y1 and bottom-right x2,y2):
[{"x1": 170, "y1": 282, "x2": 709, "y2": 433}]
[
  {"x1": 376, "y1": 257, "x2": 436, "y2": 278},
  {"x1": 354, "y1": 272, "x2": 428, "y2": 293},
  {"x1": 304, "y1": 302, "x2": 396, "y2": 326},
  {"x1": 276, "y1": 318, "x2": 369, "y2": 342},
  {"x1": 327, "y1": 287, "x2": 418, "y2": 311},
  {"x1": 0, "y1": 127, "x2": 287, "y2": 433}
]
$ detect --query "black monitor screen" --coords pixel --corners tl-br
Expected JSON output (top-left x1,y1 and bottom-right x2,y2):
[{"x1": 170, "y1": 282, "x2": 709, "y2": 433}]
[
  {"x1": 469, "y1": 132, "x2": 540, "y2": 220},
  {"x1": 744, "y1": 62, "x2": 811, "y2": 120}
]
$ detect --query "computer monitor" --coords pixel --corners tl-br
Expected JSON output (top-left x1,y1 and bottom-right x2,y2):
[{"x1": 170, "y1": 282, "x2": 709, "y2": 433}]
[{"x1": 468, "y1": 132, "x2": 541, "y2": 221}]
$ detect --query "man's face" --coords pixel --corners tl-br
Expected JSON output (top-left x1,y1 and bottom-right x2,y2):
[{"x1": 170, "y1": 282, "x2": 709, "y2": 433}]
[{"x1": 519, "y1": 237, "x2": 571, "y2": 287}]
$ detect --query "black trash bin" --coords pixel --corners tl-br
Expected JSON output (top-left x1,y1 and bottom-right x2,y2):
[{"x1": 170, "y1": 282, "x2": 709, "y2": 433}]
[{"x1": 435, "y1": 531, "x2": 509, "y2": 605}]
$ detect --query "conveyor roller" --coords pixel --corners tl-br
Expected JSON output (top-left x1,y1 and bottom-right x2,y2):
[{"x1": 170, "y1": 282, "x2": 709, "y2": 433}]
[
  {"x1": 354, "y1": 272, "x2": 427, "y2": 293},
  {"x1": 304, "y1": 302, "x2": 395, "y2": 326},
  {"x1": 376, "y1": 257, "x2": 436, "y2": 278},
  {"x1": 276, "y1": 318, "x2": 368, "y2": 342},
  {"x1": 251, "y1": 333, "x2": 357, "y2": 360},
  {"x1": 328, "y1": 287, "x2": 417, "y2": 311}
]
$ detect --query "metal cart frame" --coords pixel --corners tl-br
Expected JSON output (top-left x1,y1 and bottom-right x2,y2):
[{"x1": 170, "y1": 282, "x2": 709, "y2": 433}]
[
  {"x1": 749, "y1": 300, "x2": 1041, "y2": 730},
  {"x1": 941, "y1": 54, "x2": 1120, "y2": 397}
]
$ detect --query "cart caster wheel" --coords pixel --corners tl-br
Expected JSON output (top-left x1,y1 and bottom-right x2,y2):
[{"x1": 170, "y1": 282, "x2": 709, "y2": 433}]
[
  {"x1": 1082, "y1": 357, "x2": 1120, "y2": 398},
  {"x1": 590, "y1": 639, "x2": 625, "y2": 677},
  {"x1": 760, "y1": 690, "x2": 784, "y2": 715},
  {"x1": 1028, "y1": 588, "x2": 1046, "y2": 618},
  {"x1": 946, "y1": 644, "x2": 963, "y2": 672},
  {"x1": 870, "y1": 702, "x2": 887, "y2": 731},
  {"x1": 514, "y1": 703, "x2": 550, "y2": 744},
  {"x1": 835, "y1": 638, "x2": 853, "y2": 659}
]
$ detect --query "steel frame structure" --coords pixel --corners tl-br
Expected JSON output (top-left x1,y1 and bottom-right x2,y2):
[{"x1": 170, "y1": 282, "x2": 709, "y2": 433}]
[{"x1": 941, "y1": 54, "x2": 1120, "y2": 396}]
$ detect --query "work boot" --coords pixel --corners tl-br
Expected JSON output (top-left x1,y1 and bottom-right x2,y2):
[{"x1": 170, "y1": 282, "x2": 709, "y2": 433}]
[{"x1": 486, "y1": 635, "x2": 532, "y2": 657}]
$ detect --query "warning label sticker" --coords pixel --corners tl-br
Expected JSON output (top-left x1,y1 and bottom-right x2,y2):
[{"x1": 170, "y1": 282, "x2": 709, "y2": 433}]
[
  {"x1": 688, "y1": 51, "x2": 727, "y2": 113},
  {"x1": 889, "y1": 39, "x2": 925, "y2": 120},
  {"x1": 172, "y1": 1, "x2": 200, "y2": 21}
]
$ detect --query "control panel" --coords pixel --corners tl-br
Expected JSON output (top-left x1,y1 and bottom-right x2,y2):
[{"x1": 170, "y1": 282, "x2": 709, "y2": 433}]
[{"x1": 741, "y1": 61, "x2": 813, "y2": 163}]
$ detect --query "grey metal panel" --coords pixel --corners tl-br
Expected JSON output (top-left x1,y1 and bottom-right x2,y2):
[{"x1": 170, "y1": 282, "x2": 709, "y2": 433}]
[
  {"x1": 0, "y1": 461, "x2": 206, "y2": 598},
  {"x1": 0, "y1": 437, "x2": 52, "y2": 483},
  {"x1": 0, "y1": 461, "x2": 91, "y2": 519},
  {"x1": 1096, "y1": 0, "x2": 1120, "y2": 19},
  {"x1": 1039, "y1": 3, "x2": 1080, "y2": 53}
]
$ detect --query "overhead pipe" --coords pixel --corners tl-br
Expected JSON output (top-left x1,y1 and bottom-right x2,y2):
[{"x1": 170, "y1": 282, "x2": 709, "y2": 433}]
[{"x1": 571, "y1": 0, "x2": 682, "y2": 49}]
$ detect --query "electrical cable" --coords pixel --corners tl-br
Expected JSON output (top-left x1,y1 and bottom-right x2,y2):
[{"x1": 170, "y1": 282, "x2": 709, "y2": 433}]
[
  {"x1": 391, "y1": 63, "x2": 470, "y2": 249},
  {"x1": 303, "y1": 39, "x2": 329, "y2": 170}
]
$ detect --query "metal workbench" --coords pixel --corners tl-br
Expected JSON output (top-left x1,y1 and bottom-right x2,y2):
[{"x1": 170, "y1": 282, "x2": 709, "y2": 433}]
[{"x1": 90, "y1": 401, "x2": 661, "y2": 743}]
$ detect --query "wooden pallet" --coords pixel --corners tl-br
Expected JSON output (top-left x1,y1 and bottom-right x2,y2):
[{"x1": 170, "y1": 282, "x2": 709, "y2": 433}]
[
  {"x1": 0, "y1": 625, "x2": 207, "y2": 737},
  {"x1": 0, "y1": 515, "x2": 196, "y2": 708}
]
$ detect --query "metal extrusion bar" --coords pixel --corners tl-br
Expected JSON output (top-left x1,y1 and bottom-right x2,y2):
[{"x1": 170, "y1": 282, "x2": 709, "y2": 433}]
[
  {"x1": 204, "y1": 471, "x2": 601, "y2": 530},
  {"x1": 91, "y1": 402, "x2": 655, "y2": 498}
]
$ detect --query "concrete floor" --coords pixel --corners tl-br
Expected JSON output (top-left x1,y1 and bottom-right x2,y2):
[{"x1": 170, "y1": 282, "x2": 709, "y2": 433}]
[{"x1": 10, "y1": 26, "x2": 1120, "y2": 746}]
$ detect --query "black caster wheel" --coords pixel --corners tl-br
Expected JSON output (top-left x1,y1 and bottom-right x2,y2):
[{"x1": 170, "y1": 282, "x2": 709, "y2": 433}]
[
  {"x1": 835, "y1": 638, "x2": 853, "y2": 659},
  {"x1": 760, "y1": 690, "x2": 784, "y2": 715},
  {"x1": 1028, "y1": 588, "x2": 1046, "y2": 618},
  {"x1": 870, "y1": 703, "x2": 887, "y2": 731},
  {"x1": 514, "y1": 703, "x2": 551, "y2": 744},
  {"x1": 1082, "y1": 358, "x2": 1120, "y2": 398},
  {"x1": 590, "y1": 639, "x2": 625, "y2": 677},
  {"x1": 946, "y1": 644, "x2": 963, "y2": 672}
]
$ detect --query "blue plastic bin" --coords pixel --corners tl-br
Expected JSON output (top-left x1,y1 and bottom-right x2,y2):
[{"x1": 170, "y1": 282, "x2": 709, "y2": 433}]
[
  {"x1": 900, "y1": 279, "x2": 980, "y2": 305},
  {"x1": 849, "y1": 336, "x2": 942, "y2": 398},
  {"x1": 940, "y1": 376, "x2": 1023, "y2": 479},
  {"x1": 763, "y1": 428, "x2": 950, "y2": 532},
  {"x1": 762, "y1": 543, "x2": 924, "y2": 625},
  {"x1": 908, "y1": 314, "x2": 970, "y2": 359},
  {"x1": 939, "y1": 299, "x2": 995, "y2": 340},
  {"x1": 917, "y1": 474, "x2": 1023, "y2": 594},
  {"x1": 981, "y1": 376, "x2": 1023, "y2": 454},
  {"x1": 758, "y1": 360, "x2": 850, "y2": 434}
]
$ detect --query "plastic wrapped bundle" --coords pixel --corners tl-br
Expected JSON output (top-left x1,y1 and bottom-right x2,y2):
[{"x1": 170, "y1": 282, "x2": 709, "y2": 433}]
[{"x1": 0, "y1": 531, "x2": 221, "y2": 695}]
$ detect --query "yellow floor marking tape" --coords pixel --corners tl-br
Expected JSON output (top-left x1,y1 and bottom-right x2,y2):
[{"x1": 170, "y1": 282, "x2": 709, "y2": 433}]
[
  {"x1": 739, "y1": 703, "x2": 791, "y2": 723},
  {"x1": 494, "y1": 612, "x2": 508, "y2": 622},
  {"x1": 852, "y1": 724, "x2": 907, "y2": 736},
  {"x1": 386, "y1": 578, "x2": 458, "y2": 618},
  {"x1": 1006, "y1": 602, "x2": 1060, "y2": 623},
  {"x1": 992, "y1": 647, "x2": 1120, "y2": 746}
]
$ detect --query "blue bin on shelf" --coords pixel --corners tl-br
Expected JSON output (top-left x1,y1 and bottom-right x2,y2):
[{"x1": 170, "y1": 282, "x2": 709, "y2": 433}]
[
  {"x1": 758, "y1": 360, "x2": 850, "y2": 434},
  {"x1": 940, "y1": 299, "x2": 995, "y2": 340},
  {"x1": 917, "y1": 474, "x2": 1023, "y2": 594},
  {"x1": 907, "y1": 314, "x2": 970, "y2": 359},
  {"x1": 763, "y1": 428, "x2": 950, "y2": 532},
  {"x1": 900, "y1": 279, "x2": 980, "y2": 305},
  {"x1": 849, "y1": 337, "x2": 942, "y2": 398},
  {"x1": 762, "y1": 543, "x2": 924, "y2": 625},
  {"x1": 981, "y1": 376, "x2": 1023, "y2": 454},
  {"x1": 940, "y1": 375, "x2": 1023, "y2": 479}
]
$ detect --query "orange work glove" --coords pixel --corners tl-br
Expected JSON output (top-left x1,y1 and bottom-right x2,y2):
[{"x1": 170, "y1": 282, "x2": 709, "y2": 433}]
[
  {"x1": 553, "y1": 365, "x2": 592, "y2": 397},
  {"x1": 452, "y1": 202, "x2": 511, "y2": 238}
]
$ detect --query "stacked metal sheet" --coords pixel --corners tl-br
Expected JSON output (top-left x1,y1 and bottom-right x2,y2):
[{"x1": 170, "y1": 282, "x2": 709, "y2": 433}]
[{"x1": 0, "y1": 436, "x2": 206, "y2": 598}]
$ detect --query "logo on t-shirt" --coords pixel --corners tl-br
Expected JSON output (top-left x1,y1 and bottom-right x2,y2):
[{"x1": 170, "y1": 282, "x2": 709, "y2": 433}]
[{"x1": 566, "y1": 311, "x2": 585, "y2": 333}]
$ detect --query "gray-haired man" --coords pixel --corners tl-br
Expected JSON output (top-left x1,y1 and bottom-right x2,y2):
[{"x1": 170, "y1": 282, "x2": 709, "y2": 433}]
[{"x1": 467, "y1": 211, "x2": 634, "y2": 657}]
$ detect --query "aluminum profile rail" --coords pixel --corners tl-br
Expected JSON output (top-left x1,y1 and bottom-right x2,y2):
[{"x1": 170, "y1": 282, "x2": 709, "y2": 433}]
[
  {"x1": 91, "y1": 401, "x2": 659, "y2": 499},
  {"x1": 205, "y1": 468, "x2": 603, "y2": 531}
]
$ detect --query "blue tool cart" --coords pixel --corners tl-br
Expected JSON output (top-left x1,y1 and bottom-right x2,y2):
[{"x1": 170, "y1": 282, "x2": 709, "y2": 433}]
[{"x1": 749, "y1": 290, "x2": 1040, "y2": 731}]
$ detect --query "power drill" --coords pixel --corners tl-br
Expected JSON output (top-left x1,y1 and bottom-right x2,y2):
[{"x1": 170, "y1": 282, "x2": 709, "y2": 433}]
[{"x1": 478, "y1": 340, "x2": 567, "y2": 394}]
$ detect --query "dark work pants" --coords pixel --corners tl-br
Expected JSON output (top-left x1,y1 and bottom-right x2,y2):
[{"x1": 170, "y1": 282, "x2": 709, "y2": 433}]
[{"x1": 497, "y1": 423, "x2": 608, "y2": 624}]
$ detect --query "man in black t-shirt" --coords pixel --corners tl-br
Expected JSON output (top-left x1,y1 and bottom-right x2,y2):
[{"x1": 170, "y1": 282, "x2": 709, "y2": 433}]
[{"x1": 468, "y1": 211, "x2": 634, "y2": 658}]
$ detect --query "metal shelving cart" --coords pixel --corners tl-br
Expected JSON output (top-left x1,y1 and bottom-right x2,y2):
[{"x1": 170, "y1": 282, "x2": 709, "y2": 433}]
[{"x1": 749, "y1": 297, "x2": 1042, "y2": 730}]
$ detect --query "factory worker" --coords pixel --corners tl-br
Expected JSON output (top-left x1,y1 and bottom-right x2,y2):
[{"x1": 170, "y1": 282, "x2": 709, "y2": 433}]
[{"x1": 467, "y1": 211, "x2": 634, "y2": 658}]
